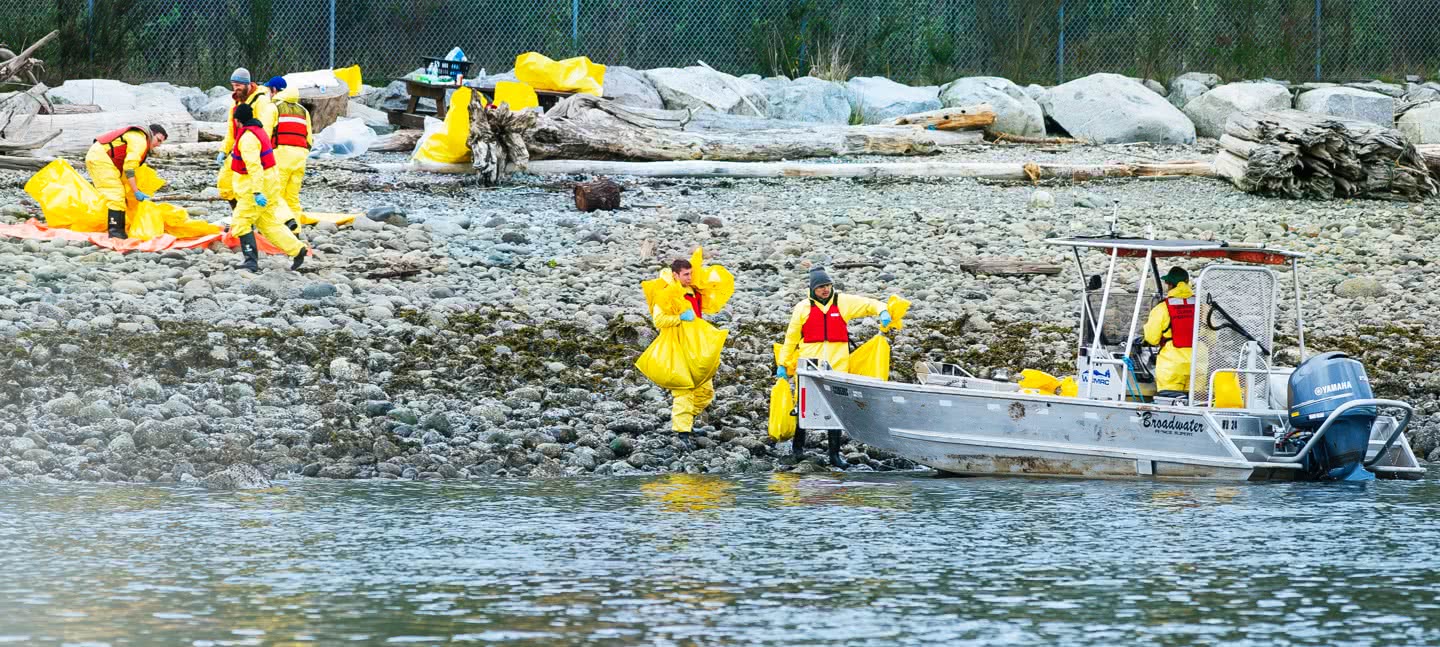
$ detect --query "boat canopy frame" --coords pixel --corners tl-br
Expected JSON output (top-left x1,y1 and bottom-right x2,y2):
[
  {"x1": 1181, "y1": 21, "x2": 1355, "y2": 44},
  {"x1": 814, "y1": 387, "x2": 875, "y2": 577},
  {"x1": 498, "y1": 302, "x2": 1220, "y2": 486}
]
[{"x1": 1045, "y1": 237, "x2": 1309, "y2": 402}]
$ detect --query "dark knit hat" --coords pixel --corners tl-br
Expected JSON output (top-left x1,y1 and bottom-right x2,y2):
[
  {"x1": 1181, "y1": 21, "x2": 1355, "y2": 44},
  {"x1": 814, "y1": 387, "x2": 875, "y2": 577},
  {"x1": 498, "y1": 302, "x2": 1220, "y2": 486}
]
[{"x1": 809, "y1": 268, "x2": 832, "y2": 290}]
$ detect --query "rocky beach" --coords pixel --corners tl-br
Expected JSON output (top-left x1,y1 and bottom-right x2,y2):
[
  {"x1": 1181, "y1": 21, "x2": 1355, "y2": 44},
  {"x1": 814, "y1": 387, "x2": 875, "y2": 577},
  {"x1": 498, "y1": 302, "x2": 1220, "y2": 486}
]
[{"x1": 1, "y1": 139, "x2": 1436, "y2": 484}]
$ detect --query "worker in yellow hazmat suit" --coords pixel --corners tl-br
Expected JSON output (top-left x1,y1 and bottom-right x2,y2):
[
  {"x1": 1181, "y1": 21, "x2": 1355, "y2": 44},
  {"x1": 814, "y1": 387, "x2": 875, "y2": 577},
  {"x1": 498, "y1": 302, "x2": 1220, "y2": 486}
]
[
  {"x1": 83, "y1": 124, "x2": 167, "y2": 239},
  {"x1": 216, "y1": 67, "x2": 277, "y2": 204},
  {"x1": 777, "y1": 267, "x2": 889, "y2": 467},
  {"x1": 651, "y1": 258, "x2": 715, "y2": 447},
  {"x1": 264, "y1": 76, "x2": 311, "y2": 238},
  {"x1": 1143, "y1": 266, "x2": 1196, "y2": 395},
  {"x1": 229, "y1": 103, "x2": 308, "y2": 272}
]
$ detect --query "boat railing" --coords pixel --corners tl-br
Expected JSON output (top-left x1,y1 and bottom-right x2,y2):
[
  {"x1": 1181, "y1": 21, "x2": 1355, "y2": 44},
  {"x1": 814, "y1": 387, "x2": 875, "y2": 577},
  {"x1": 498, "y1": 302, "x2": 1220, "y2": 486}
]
[{"x1": 1267, "y1": 399, "x2": 1414, "y2": 466}]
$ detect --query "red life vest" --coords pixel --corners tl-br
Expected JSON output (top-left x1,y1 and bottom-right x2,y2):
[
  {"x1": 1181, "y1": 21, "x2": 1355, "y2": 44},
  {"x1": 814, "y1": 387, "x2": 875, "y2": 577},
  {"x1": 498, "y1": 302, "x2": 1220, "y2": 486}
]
[
  {"x1": 1166, "y1": 296, "x2": 1196, "y2": 348},
  {"x1": 229, "y1": 125, "x2": 276, "y2": 175},
  {"x1": 801, "y1": 298, "x2": 849, "y2": 343},
  {"x1": 682, "y1": 290, "x2": 703, "y2": 319},
  {"x1": 274, "y1": 104, "x2": 310, "y2": 149},
  {"x1": 93, "y1": 125, "x2": 151, "y2": 170}
]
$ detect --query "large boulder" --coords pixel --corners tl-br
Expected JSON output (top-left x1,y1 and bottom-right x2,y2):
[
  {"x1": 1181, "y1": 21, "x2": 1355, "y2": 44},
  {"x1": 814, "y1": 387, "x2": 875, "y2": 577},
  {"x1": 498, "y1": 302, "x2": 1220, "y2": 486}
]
[
  {"x1": 844, "y1": 76, "x2": 941, "y2": 124},
  {"x1": 142, "y1": 82, "x2": 209, "y2": 114},
  {"x1": 202, "y1": 464, "x2": 271, "y2": 490},
  {"x1": 1398, "y1": 102, "x2": 1440, "y2": 143},
  {"x1": 46, "y1": 79, "x2": 190, "y2": 113},
  {"x1": 1023, "y1": 84, "x2": 1049, "y2": 105},
  {"x1": 1167, "y1": 78, "x2": 1209, "y2": 110},
  {"x1": 938, "y1": 76, "x2": 1044, "y2": 136},
  {"x1": 602, "y1": 65, "x2": 662, "y2": 110},
  {"x1": 347, "y1": 100, "x2": 393, "y2": 133},
  {"x1": 1344, "y1": 81, "x2": 1405, "y2": 98},
  {"x1": 1295, "y1": 87, "x2": 1394, "y2": 126},
  {"x1": 363, "y1": 80, "x2": 411, "y2": 112},
  {"x1": 1183, "y1": 82, "x2": 1293, "y2": 139},
  {"x1": 642, "y1": 66, "x2": 767, "y2": 116},
  {"x1": 1041, "y1": 73, "x2": 1196, "y2": 144},
  {"x1": 193, "y1": 95, "x2": 232, "y2": 122},
  {"x1": 763, "y1": 76, "x2": 850, "y2": 124},
  {"x1": 1175, "y1": 72, "x2": 1222, "y2": 89}
]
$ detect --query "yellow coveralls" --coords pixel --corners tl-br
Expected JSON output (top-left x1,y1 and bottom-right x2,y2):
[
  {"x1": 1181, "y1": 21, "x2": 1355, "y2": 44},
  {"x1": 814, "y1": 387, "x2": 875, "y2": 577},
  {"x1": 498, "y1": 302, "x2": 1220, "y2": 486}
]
[
  {"x1": 84, "y1": 129, "x2": 149, "y2": 212},
  {"x1": 270, "y1": 88, "x2": 312, "y2": 229},
  {"x1": 780, "y1": 293, "x2": 884, "y2": 373},
  {"x1": 231, "y1": 130, "x2": 305, "y2": 257},
  {"x1": 652, "y1": 284, "x2": 715, "y2": 433},
  {"x1": 217, "y1": 87, "x2": 276, "y2": 201},
  {"x1": 1143, "y1": 282, "x2": 1196, "y2": 393}
]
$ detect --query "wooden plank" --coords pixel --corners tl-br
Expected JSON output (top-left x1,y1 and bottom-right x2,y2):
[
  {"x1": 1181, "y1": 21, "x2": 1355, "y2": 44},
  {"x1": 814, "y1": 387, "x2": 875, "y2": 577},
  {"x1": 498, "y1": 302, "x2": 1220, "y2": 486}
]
[
  {"x1": 960, "y1": 259, "x2": 1064, "y2": 276},
  {"x1": 882, "y1": 103, "x2": 996, "y2": 130}
]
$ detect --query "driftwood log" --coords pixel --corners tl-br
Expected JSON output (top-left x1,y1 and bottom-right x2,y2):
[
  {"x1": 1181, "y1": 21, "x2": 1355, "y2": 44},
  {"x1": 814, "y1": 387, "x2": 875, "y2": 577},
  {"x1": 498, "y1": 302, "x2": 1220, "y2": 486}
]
[
  {"x1": 462, "y1": 94, "x2": 987, "y2": 183},
  {"x1": 520, "y1": 159, "x2": 1214, "y2": 181},
  {"x1": 1214, "y1": 109, "x2": 1437, "y2": 200},
  {"x1": 574, "y1": 178, "x2": 622, "y2": 211},
  {"x1": 301, "y1": 93, "x2": 348, "y2": 134},
  {"x1": 36, "y1": 111, "x2": 197, "y2": 154},
  {"x1": 0, "y1": 129, "x2": 60, "y2": 152},
  {"x1": 882, "y1": 104, "x2": 996, "y2": 130},
  {"x1": 42, "y1": 104, "x2": 101, "y2": 115},
  {"x1": 0, "y1": 83, "x2": 48, "y2": 139},
  {"x1": 370, "y1": 129, "x2": 423, "y2": 153},
  {"x1": 960, "y1": 259, "x2": 1064, "y2": 276},
  {"x1": 1417, "y1": 144, "x2": 1440, "y2": 179},
  {"x1": 0, "y1": 30, "x2": 56, "y2": 84},
  {"x1": 0, "y1": 154, "x2": 52, "y2": 171}
]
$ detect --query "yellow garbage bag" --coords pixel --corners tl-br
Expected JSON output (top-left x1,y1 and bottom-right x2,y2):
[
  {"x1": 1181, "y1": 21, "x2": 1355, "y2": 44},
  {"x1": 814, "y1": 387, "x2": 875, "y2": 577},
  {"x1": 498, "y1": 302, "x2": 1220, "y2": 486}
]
[
  {"x1": 1019, "y1": 369, "x2": 1062, "y2": 395},
  {"x1": 157, "y1": 203, "x2": 221, "y2": 238},
  {"x1": 642, "y1": 272, "x2": 691, "y2": 317},
  {"x1": 688, "y1": 247, "x2": 735, "y2": 313},
  {"x1": 413, "y1": 86, "x2": 473, "y2": 164},
  {"x1": 125, "y1": 202, "x2": 167, "y2": 240},
  {"x1": 1058, "y1": 376, "x2": 1079, "y2": 397},
  {"x1": 299, "y1": 212, "x2": 359, "y2": 226},
  {"x1": 24, "y1": 159, "x2": 103, "y2": 230},
  {"x1": 334, "y1": 65, "x2": 363, "y2": 97},
  {"x1": 847, "y1": 333, "x2": 891, "y2": 380},
  {"x1": 768, "y1": 378, "x2": 797, "y2": 441},
  {"x1": 514, "y1": 52, "x2": 605, "y2": 95},
  {"x1": 493, "y1": 81, "x2": 540, "y2": 111},
  {"x1": 635, "y1": 319, "x2": 729, "y2": 390},
  {"x1": 774, "y1": 343, "x2": 796, "y2": 382},
  {"x1": 882, "y1": 294, "x2": 911, "y2": 331},
  {"x1": 1214, "y1": 371, "x2": 1245, "y2": 408}
]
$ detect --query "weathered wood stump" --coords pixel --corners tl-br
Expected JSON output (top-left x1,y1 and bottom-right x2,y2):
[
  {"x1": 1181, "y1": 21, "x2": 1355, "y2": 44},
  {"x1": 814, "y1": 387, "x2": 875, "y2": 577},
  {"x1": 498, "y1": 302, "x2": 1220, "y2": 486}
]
[
  {"x1": 1214, "y1": 109, "x2": 1437, "y2": 200},
  {"x1": 574, "y1": 178, "x2": 621, "y2": 211}
]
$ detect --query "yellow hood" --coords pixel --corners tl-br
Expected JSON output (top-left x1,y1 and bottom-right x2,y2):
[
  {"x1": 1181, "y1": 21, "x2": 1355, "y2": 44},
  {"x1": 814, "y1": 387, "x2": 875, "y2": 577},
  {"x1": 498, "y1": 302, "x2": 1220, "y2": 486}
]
[{"x1": 273, "y1": 88, "x2": 301, "y2": 105}]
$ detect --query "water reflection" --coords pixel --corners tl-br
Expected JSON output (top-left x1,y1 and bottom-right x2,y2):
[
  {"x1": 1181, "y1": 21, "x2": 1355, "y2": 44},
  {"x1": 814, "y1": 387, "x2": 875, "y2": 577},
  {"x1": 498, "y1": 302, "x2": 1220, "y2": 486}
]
[{"x1": 1, "y1": 469, "x2": 1438, "y2": 646}]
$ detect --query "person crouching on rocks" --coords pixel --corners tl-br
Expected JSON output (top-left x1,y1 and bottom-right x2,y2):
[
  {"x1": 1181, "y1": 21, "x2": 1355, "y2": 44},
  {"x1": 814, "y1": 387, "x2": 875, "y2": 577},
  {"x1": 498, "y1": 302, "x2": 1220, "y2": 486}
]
[
  {"x1": 777, "y1": 267, "x2": 890, "y2": 468},
  {"x1": 653, "y1": 258, "x2": 714, "y2": 448},
  {"x1": 228, "y1": 103, "x2": 308, "y2": 272}
]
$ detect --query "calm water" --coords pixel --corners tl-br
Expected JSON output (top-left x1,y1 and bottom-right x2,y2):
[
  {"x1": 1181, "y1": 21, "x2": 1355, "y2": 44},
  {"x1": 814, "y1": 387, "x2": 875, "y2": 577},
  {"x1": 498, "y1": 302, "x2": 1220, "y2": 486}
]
[{"x1": 3, "y1": 469, "x2": 1439, "y2": 646}]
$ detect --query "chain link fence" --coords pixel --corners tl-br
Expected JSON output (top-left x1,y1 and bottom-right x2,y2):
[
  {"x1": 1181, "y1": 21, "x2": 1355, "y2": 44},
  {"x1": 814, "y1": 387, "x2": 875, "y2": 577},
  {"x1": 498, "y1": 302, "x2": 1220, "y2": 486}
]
[{"x1": 4, "y1": 1, "x2": 1438, "y2": 90}]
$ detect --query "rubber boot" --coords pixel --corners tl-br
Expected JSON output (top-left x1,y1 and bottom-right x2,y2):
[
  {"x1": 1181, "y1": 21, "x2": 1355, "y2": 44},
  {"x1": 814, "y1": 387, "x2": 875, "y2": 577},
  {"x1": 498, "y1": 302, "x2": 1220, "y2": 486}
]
[
  {"x1": 234, "y1": 232, "x2": 259, "y2": 272},
  {"x1": 791, "y1": 428, "x2": 807, "y2": 462},
  {"x1": 677, "y1": 432, "x2": 694, "y2": 449},
  {"x1": 827, "y1": 429, "x2": 849, "y2": 469},
  {"x1": 290, "y1": 244, "x2": 307, "y2": 271},
  {"x1": 106, "y1": 209, "x2": 127, "y2": 240}
]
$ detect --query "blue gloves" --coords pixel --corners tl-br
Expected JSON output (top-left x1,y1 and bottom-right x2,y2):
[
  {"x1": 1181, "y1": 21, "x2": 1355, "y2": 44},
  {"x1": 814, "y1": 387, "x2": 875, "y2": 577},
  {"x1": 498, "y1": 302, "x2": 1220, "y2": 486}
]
[
  {"x1": 679, "y1": 310, "x2": 695, "y2": 322},
  {"x1": 776, "y1": 366, "x2": 788, "y2": 379},
  {"x1": 215, "y1": 152, "x2": 226, "y2": 165},
  {"x1": 879, "y1": 310, "x2": 893, "y2": 327},
  {"x1": 254, "y1": 192, "x2": 268, "y2": 207},
  {"x1": 133, "y1": 190, "x2": 150, "y2": 202}
]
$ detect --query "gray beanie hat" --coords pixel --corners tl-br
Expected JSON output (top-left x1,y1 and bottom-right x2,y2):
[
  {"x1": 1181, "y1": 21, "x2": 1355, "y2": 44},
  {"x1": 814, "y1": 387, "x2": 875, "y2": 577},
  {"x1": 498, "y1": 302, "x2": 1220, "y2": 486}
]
[
  {"x1": 230, "y1": 67, "x2": 251, "y2": 84},
  {"x1": 809, "y1": 268, "x2": 833, "y2": 290}
]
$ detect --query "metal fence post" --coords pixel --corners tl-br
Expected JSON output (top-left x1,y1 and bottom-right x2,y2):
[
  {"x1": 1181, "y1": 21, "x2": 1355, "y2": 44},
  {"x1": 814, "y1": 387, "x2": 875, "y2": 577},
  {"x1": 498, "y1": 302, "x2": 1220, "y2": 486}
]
[
  {"x1": 87, "y1": 0, "x2": 95, "y2": 63},
  {"x1": 572, "y1": 0, "x2": 580, "y2": 52},
  {"x1": 329, "y1": 0, "x2": 337, "y2": 69},
  {"x1": 1313, "y1": 0, "x2": 1322, "y2": 81},
  {"x1": 1056, "y1": 0, "x2": 1066, "y2": 85}
]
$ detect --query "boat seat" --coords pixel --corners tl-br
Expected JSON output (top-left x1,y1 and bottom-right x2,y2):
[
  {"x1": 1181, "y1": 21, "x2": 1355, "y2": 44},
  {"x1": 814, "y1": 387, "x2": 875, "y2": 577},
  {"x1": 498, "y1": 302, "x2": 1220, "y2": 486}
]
[{"x1": 915, "y1": 362, "x2": 1020, "y2": 392}]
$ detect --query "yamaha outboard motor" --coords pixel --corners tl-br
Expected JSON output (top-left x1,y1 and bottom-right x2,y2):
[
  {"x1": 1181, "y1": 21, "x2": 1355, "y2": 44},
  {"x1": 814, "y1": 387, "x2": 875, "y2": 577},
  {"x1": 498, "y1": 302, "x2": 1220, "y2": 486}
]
[{"x1": 1285, "y1": 351, "x2": 1376, "y2": 481}]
